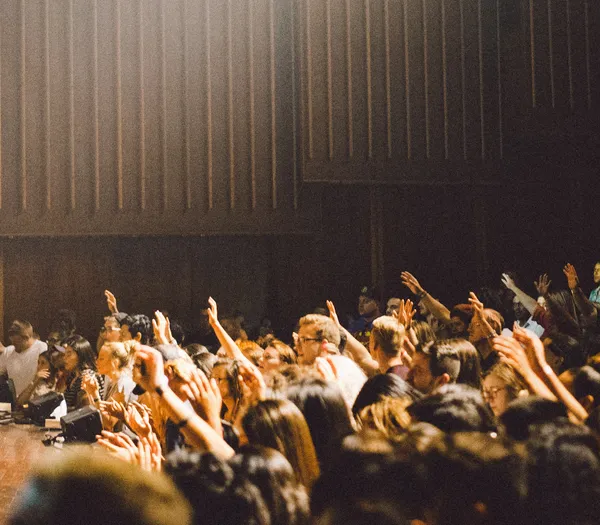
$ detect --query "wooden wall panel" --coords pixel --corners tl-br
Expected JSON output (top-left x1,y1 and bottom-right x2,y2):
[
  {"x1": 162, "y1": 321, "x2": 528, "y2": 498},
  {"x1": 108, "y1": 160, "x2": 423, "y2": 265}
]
[
  {"x1": 0, "y1": 0, "x2": 319, "y2": 236},
  {"x1": 299, "y1": 0, "x2": 600, "y2": 184}
]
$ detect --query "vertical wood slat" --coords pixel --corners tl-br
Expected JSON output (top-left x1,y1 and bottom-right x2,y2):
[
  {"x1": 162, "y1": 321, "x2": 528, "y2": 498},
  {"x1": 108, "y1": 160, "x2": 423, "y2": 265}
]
[
  {"x1": 384, "y1": 0, "x2": 391, "y2": 159},
  {"x1": 0, "y1": 249, "x2": 4, "y2": 340},
  {"x1": 460, "y1": 0, "x2": 467, "y2": 159},
  {"x1": 306, "y1": 0, "x2": 313, "y2": 159},
  {"x1": 346, "y1": 0, "x2": 353, "y2": 158},
  {"x1": 566, "y1": 0, "x2": 573, "y2": 108},
  {"x1": 423, "y1": 0, "x2": 430, "y2": 158},
  {"x1": 497, "y1": 0, "x2": 503, "y2": 158},
  {"x1": 365, "y1": 0, "x2": 372, "y2": 159},
  {"x1": 182, "y1": 0, "x2": 190, "y2": 209},
  {"x1": 442, "y1": 0, "x2": 449, "y2": 159},
  {"x1": 139, "y1": 0, "x2": 146, "y2": 210},
  {"x1": 291, "y1": 0, "x2": 298, "y2": 209},
  {"x1": 20, "y1": 0, "x2": 27, "y2": 211},
  {"x1": 69, "y1": 0, "x2": 76, "y2": 210},
  {"x1": 227, "y1": 0, "x2": 235, "y2": 210},
  {"x1": 160, "y1": 0, "x2": 168, "y2": 210},
  {"x1": 0, "y1": 13, "x2": 2, "y2": 209},
  {"x1": 529, "y1": 0, "x2": 536, "y2": 107},
  {"x1": 326, "y1": 0, "x2": 333, "y2": 159},
  {"x1": 45, "y1": 0, "x2": 51, "y2": 210},
  {"x1": 205, "y1": 0, "x2": 213, "y2": 209},
  {"x1": 94, "y1": 0, "x2": 100, "y2": 211},
  {"x1": 584, "y1": 0, "x2": 591, "y2": 108},
  {"x1": 269, "y1": 0, "x2": 277, "y2": 209},
  {"x1": 116, "y1": 0, "x2": 123, "y2": 210},
  {"x1": 548, "y1": 0, "x2": 555, "y2": 107},
  {"x1": 403, "y1": 0, "x2": 411, "y2": 159},
  {"x1": 248, "y1": 0, "x2": 256, "y2": 209},
  {"x1": 478, "y1": 0, "x2": 485, "y2": 159}
]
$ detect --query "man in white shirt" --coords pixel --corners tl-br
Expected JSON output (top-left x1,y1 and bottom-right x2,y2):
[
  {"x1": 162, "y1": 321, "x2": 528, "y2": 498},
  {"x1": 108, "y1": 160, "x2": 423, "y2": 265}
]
[{"x1": 0, "y1": 320, "x2": 47, "y2": 397}]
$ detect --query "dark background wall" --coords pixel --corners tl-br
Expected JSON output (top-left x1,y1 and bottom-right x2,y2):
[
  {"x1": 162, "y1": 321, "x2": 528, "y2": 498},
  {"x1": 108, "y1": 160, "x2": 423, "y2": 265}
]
[{"x1": 0, "y1": 0, "x2": 598, "y2": 342}]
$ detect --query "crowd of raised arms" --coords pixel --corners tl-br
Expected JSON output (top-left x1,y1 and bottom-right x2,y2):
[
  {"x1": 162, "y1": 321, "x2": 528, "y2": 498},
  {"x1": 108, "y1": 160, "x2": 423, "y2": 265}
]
[{"x1": 3, "y1": 260, "x2": 600, "y2": 525}]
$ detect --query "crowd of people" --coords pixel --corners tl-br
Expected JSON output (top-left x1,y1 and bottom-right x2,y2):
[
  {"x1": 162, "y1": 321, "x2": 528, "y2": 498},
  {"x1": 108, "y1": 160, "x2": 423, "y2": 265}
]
[{"x1": 3, "y1": 260, "x2": 600, "y2": 525}]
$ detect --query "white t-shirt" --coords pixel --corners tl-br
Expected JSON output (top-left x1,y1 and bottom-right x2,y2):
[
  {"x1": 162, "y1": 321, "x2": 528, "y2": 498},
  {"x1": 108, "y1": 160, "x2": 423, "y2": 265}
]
[{"x1": 0, "y1": 340, "x2": 48, "y2": 396}]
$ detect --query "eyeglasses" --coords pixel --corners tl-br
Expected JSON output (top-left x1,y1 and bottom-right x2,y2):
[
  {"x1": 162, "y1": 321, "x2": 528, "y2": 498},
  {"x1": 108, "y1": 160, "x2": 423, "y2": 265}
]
[
  {"x1": 482, "y1": 386, "x2": 506, "y2": 400},
  {"x1": 297, "y1": 336, "x2": 322, "y2": 345}
]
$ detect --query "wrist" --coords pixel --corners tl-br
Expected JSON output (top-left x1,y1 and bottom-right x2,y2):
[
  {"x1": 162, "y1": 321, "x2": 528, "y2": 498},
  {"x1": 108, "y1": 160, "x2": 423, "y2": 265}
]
[{"x1": 154, "y1": 376, "x2": 170, "y2": 396}]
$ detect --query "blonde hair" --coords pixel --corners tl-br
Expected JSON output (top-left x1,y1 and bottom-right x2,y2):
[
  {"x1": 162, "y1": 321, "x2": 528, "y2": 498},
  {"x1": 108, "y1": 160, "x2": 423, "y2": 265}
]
[
  {"x1": 298, "y1": 314, "x2": 341, "y2": 347},
  {"x1": 357, "y1": 397, "x2": 412, "y2": 440},
  {"x1": 484, "y1": 361, "x2": 526, "y2": 400},
  {"x1": 101, "y1": 342, "x2": 130, "y2": 370},
  {"x1": 371, "y1": 316, "x2": 405, "y2": 357}
]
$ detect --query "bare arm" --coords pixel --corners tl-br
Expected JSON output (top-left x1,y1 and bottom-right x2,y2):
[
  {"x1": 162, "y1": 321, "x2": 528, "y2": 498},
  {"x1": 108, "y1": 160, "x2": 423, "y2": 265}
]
[
  {"x1": 501, "y1": 273, "x2": 538, "y2": 314},
  {"x1": 401, "y1": 272, "x2": 451, "y2": 324}
]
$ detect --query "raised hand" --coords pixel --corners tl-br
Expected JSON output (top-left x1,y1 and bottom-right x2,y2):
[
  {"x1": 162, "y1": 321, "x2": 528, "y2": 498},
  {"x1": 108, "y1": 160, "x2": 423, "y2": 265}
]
[
  {"x1": 534, "y1": 273, "x2": 552, "y2": 295},
  {"x1": 562, "y1": 264, "x2": 579, "y2": 291},
  {"x1": 492, "y1": 335, "x2": 532, "y2": 376},
  {"x1": 81, "y1": 373, "x2": 100, "y2": 399},
  {"x1": 500, "y1": 273, "x2": 516, "y2": 292},
  {"x1": 180, "y1": 369, "x2": 223, "y2": 433},
  {"x1": 134, "y1": 345, "x2": 167, "y2": 392},
  {"x1": 401, "y1": 272, "x2": 425, "y2": 295},
  {"x1": 238, "y1": 363, "x2": 266, "y2": 406},
  {"x1": 36, "y1": 368, "x2": 51, "y2": 381},
  {"x1": 397, "y1": 299, "x2": 416, "y2": 327},
  {"x1": 124, "y1": 402, "x2": 153, "y2": 438},
  {"x1": 468, "y1": 292, "x2": 485, "y2": 318},
  {"x1": 207, "y1": 297, "x2": 219, "y2": 326},
  {"x1": 512, "y1": 324, "x2": 546, "y2": 371},
  {"x1": 99, "y1": 399, "x2": 127, "y2": 420},
  {"x1": 105, "y1": 290, "x2": 118, "y2": 314},
  {"x1": 97, "y1": 431, "x2": 139, "y2": 464},
  {"x1": 152, "y1": 311, "x2": 172, "y2": 345},
  {"x1": 326, "y1": 300, "x2": 342, "y2": 329}
]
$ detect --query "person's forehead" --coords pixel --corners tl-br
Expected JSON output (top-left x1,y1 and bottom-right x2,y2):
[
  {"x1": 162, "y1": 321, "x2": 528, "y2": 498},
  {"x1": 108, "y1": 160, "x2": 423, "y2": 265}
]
[
  {"x1": 298, "y1": 324, "x2": 317, "y2": 336},
  {"x1": 387, "y1": 298, "x2": 401, "y2": 306},
  {"x1": 483, "y1": 374, "x2": 505, "y2": 387}
]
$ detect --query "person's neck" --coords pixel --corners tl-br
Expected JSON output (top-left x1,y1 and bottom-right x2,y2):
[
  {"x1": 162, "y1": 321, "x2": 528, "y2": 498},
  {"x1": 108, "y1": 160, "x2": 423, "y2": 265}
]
[
  {"x1": 379, "y1": 355, "x2": 404, "y2": 373},
  {"x1": 475, "y1": 339, "x2": 493, "y2": 360},
  {"x1": 15, "y1": 339, "x2": 34, "y2": 354},
  {"x1": 107, "y1": 369, "x2": 122, "y2": 382}
]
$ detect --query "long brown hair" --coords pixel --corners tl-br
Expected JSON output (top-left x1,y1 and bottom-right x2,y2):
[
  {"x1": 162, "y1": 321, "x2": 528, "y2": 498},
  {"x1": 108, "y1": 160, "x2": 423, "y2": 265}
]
[{"x1": 242, "y1": 399, "x2": 320, "y2": 487}]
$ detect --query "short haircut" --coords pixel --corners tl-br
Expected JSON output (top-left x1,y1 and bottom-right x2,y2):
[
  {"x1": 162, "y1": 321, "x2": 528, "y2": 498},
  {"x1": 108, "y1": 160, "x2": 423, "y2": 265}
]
[
  {"x1": 418, "y1": 340, "x2": 461, "y2": 383},
  {"x1": 123, "y1": 314, "x2": 152, "y2": 344},
  {"x1": 298, "y1": 314, "x2": 341, "y2": 347},
  {"x1": 499, "y1": 396, "x2": 568, "y2": 441},
  {"x1": 483, "y1": 308, "x2": 505, "y2": 334},
  {"x1": 371, "y1": 316, "x2": 405, "y2": 357},
  {"x1": 8, "y1": 320, "x2": 33, "y2": 339},
  {"x1": 352, "y1": 373, "x2": 422, "y2": 415}
]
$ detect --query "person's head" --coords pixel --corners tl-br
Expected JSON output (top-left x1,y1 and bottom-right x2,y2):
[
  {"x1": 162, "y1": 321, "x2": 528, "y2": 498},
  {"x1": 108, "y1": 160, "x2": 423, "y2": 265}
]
[
  {"x1": 369, "y1": 316, "x2": 405, "y2": 369},
  {"x1": 543, "y1": 333, "x2": 584, "y2": 374},
  {"x1": 407, "y1": 384, "x2": 496, "y2": 433},
  {"x1": 242, "y1": 399, "x2": 320, "y2": 487},
  {"x1": 407, "y1": 340, "x2": 461, "y2": 394},
  {"x1": 285, "y1": 377, "x2": 354, "y2": 466},
  {"x1": 296, "y1": 314, "x2": 340, "y2": 365},
  {"x1": 229, "y1": 446, "x2": 310, "y2": 525},
  {"x1": 192, "y1": 352, "x2": 218, "y2": 378},
  {"x1": 352, "y1": 373, "x2": 421, "y2": 416},
  {"x1": 62, "y1": 335, "x2": 97, "y2": 374},
  {"x1": 238, "y1": 340, "x2": 264, "y2": 367},
  {"x1": 8, "y1": 320, "x2": 34, "y2": 350},
  {"x1": 358, "y1": 286, "x2": 381, "y2": 318},
  {"x1": 468, "y1": 309, "x2": 504, "y2": 345},
  {"x1": 594, "y1": 261, "x2": 600, "y2": 285},
  {"x1": 102, "y1": 316, "x2": 122, "y2": 343},
  {"x1": 448, "y1": 305, "x2": 473, "y2": 337},
  {"x1": 483, "y1": 362, "x2": 526, "y2": 417},
  {"x1": 120, "y1": 314, "x2": 152, "y2": 344},
  {"x1": 259, "y1": 337, "x2": 297, "y2": 374},
  {"x1": 499, "y1": 396, "x2": 568, "y2": 441},
  {"x1": 211, "y1": 358, "x2": 242, "y2": 408},
  {"x1": 9, "y1": 448, "x2": 191, "y2": 525},
  {"x1": 36, "y1": 351, "x2": 58, "y2": 384},
  {"x1": 410, "y1": 320, "x2": 436, "y2": 347},
  {"x1": 452, "y1": 339, "x2": 483, "y2": 389},
  {"x1": 512, "y1": 295, "x2": 530, "y2": 323},
  {"x1": 385, "y1": 297, "x2": 402, "y2": 316},
  {"x1": 97, "y1": 342, "x2": 130, "y2": 377},
  {"x1": 357, "y1": 397, "x2": 413, "y2": 439},
  {"x1": 573, "y1": 366, "x2": 600, "y2": 413}
]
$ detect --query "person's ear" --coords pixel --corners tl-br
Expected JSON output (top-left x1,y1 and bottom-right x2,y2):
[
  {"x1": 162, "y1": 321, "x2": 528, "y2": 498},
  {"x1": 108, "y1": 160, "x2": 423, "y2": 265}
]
[
  {"x1": 436, "y1": 373, "x2": 451, "y2": 387},
  {"x1": 134, "y1": 332, "x2": 142, "y2": 342}
]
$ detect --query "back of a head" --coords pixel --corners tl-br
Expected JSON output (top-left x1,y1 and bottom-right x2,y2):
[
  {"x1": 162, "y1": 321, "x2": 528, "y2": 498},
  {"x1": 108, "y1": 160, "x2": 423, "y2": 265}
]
[
  {"x1": 371, "y1": 316, "x2": 405, "y2": 357},
  {"x1": 10, "y1": 448, "x2": 191, "y2": 525},
  {"x1": 407, "y1": 384, "x2": 496, "y2": 433},
  {"x1": 499, "y1": 396, "x2": 568, "y2": 441},
  {"x1": 285, "y1": 377, "x2": 354, "y2": 466},
  {"x1": 451, "y1": 338, "x2": 483, "y2": 389},
  {"x1": 352, "y1": 373, "x2": 421, "y2": 416},
  {"x1": 126, "y1": 314, "x2": 152, "y2": 344},
  {"x1": 421, "y1": 340, "x2": 462, "y2": 383}
]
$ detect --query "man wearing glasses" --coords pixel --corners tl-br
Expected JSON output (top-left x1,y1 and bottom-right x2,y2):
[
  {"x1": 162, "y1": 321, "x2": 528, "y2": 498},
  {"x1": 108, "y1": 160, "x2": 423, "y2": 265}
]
[{"x1": 296, "y1": 314, "x2": 340, "y2": 365}]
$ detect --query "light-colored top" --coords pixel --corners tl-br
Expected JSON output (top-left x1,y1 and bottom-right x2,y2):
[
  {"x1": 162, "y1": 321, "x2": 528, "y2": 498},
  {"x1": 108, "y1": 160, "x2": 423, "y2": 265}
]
[
  {"x1": 0, "y1": 340, "x2": 47, "y2": 396},
  {"x1": 102, "y1": 373, "x2": 138, "y2": 405},
  {"x1": 590, "y1": 286, "x2": 600, "y2": 303},
  {"x1": 501, "y1": 316, "x2": 545, "y2": 339}
]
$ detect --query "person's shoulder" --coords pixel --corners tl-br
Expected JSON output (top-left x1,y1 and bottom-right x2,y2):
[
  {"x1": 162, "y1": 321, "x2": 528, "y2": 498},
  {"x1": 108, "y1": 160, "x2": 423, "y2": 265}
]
[{"x1": 1, "y1": 346, "x2": 17, "y2": 358}]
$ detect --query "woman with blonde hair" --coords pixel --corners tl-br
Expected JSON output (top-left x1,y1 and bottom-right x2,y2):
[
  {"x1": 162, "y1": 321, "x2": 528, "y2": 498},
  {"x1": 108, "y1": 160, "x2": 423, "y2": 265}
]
[{"x1": 482, "y1": 361, "x2": 526, "y2": 417}]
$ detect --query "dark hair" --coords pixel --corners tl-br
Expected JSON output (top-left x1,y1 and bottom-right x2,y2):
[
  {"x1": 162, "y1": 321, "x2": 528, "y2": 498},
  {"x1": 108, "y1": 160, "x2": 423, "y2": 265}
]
[
  {"x1": 242, "y1": 399, "x2": 320, "y2": 487},
  {"x1": 419, "y1": 341, "x2": 462, "y2": 382},
  {"x1": 410, "y1": 320, "x2": 436, "y2": 347},
  {"x1": 193, "y1": 352, "x2": 218, "y2": 378},
  {"x1": 212, "y1": 359, "x2": 243, "y2": 420},
  {"x1": 229, "y1": 446, "x2": 310, "y2": 525},
  {"x1": 123, "y1": 314, "x2": 152, "y2": 344},
  {"x1": 546, "y1": 333, "x2": 585, "y2": 373},
  {"x1": 50, "y1": 309, "x2": 77, "y2": 338},
  {"x1": 285, "y1": 377, "x2": 354, "y2": 466},
  {"x1": 574, "y1": 366, "x2": 600, "y2": 410},
  {"x1": 165, "y1": 450, "x2": 269, "y2": 525},
  {"x1": 407, "y1": 384, "x2": 496, "y2": 433},
  {"x1": 8, "y1": 320, "x2": 34, "y2": 339},
  {"x1": 448, "y1": 339, "x2": 482, "y2": 389},
  {"x1": 352, "y1": 374, "x2": 422, "y2": 415},
  {"x1": 168, "y1": 319, "x2": 185, "y2": 346},
  {"x1": 499, "y1": 396, "x2": 568, "y2": 441},
  {"x1": 63, "y1": 335, "x2": 97, "y2": 372},
  {"x1": 36, "y1": 351, "x2": 58, "y2": 385}
]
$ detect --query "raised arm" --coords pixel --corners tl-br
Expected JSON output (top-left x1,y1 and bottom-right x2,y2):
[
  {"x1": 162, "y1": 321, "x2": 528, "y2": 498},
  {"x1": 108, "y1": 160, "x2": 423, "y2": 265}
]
[
  {"x1": 401, "y1": 272, "x2": 452, "y2": 325},
  {"x1": 501, "y1": 273, "x2": 538, "y2": 314},
  {"x1": 564, "y1": 264, "x2": 597, "y2": 319}
]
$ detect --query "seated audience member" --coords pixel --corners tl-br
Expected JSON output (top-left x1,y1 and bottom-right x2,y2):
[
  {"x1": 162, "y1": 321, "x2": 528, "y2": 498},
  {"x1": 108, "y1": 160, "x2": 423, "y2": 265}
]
[
  {"x1": 242, "y1": 398, "x2": 320, "y2": 487},
  {"x1": 369, "y1": 315, "x2": 409, "y2": 378},
  {"x1": 407, "y1": 383, "x2": 496, "y2": 433},
  {"x1": 285, "y1": 377, "x2": 354, "y2": 468},
  {"x1": 407, "y1": 340, "x2": 461, "y2": 394},
  {"x1": 229, "y1": 446, "x2": 310, "y2": 525},
  {"x1": 0, "y1": 320, "x2": 48, "y2": 398},
  {"x1": 482, "y1": 362, "x2": 526, "y2": 417},
  {"x1": 258, "y1": 336, "x2": 297, "y2": 374},
  {"x1": 9, "y1": 449, "x2": 191, "y2": 525},
  {"x1": 61, "y1": 334, "x2": 102, "y2": 410},
  {"x1": 16, "y1": 350, "x2": 58, "y2": 407}
]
